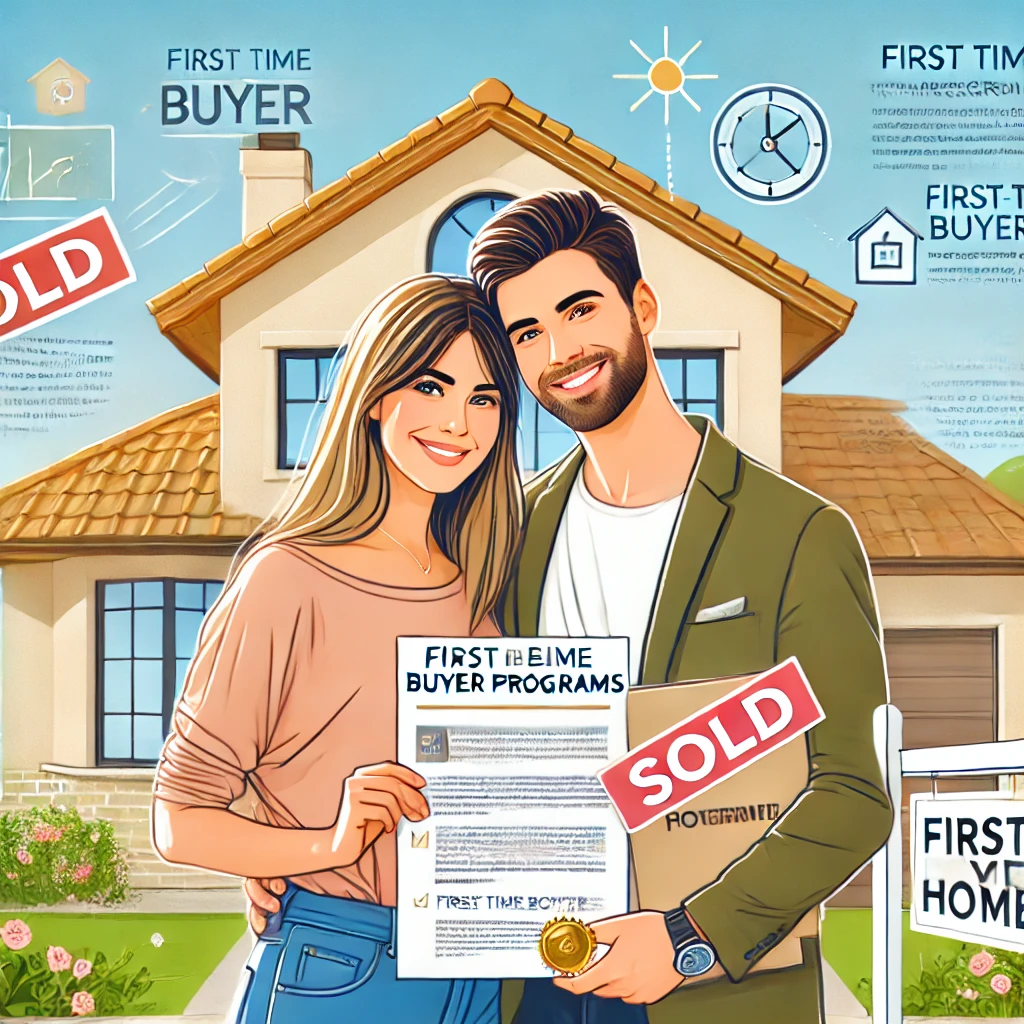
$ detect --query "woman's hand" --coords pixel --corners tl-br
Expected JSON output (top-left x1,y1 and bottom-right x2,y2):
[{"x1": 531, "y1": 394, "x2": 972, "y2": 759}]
[{"x1": 331, "y1": 761, "x2": 429, "y2": 866}]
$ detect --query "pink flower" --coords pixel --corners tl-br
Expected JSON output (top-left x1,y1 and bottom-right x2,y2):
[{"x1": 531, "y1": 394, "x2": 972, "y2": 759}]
[
  {"x1": 72, "y1": 959, "x2": 92, "y2": 979},
  {"x1": 31, "y1": 823, "x2": 64, "y2": 843},
  {"x1": 71, "y1": 864, "x2": 92, "y2": 884},
  {"x1": 0, "y1": 919, "x2": 32, "y2": 950},
  {"x1": 15, "y1": 849, "x2": 31, "y2": 865},
  {"x1": 962, "y1": 988, "x2": 980, "y2": 1001},
  {"x1": 47, "y1": 945, "x2": 72, "y2": 972},
  {"x1": 969, "y1": 950, "x2": 996, "y2": 976},
  {"x1": 70, "y1": 990, "x2": 95, "y2": 1016},
  {"x1": 992, "y1": 974, "x2": 1013, "y2": 995}
]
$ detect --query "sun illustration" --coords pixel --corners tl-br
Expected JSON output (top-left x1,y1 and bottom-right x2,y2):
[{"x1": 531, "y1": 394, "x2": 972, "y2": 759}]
[{"x1": 614, "y1": 27, "x2": 719, "y2": 125}]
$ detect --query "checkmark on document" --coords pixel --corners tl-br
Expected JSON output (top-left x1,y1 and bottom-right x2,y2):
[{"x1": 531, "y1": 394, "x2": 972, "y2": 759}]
[
  {"x1": 413, "y1": 893, "x2": 429, "y2": 908},
  {"x1": 412, "y1": 831, "x2": 430, "y2": 848}
]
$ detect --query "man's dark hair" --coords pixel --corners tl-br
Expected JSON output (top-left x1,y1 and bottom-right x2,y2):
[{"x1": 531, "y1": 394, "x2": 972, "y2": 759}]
[{"x1": 468, "y1": 190, "x2": 643, "y2": 311}]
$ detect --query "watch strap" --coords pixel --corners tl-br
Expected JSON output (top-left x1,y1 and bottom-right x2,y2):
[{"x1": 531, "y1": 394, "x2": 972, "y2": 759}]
[{"x1": 663, "y1": 905, "x2": 699, "y2": 950}]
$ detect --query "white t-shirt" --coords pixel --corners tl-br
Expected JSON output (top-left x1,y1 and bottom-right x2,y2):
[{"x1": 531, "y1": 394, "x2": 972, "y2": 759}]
[{"x1": 539, "y1": 468, "x2": 685, "y2": 684}]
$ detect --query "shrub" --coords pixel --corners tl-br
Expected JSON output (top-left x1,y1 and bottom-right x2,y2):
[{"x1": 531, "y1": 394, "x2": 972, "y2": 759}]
[
  {"x1": 859, "y1": 942, "x2": 1024, "y2": 1016},
  {"x1": 0, "y1": 806, "x2": 129, "y2": 907},
  {"x1": 0, "y1": 919, "x2": 156, "y2": 1016},
  {"x1": 904, "y1": 943, "x2": 1024, "y2": 1016}
]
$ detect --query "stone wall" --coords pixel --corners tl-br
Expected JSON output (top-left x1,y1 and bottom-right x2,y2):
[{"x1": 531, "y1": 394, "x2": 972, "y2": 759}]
[{"x1": 1, "y1": 770, "x2": 234, "y2": 891}]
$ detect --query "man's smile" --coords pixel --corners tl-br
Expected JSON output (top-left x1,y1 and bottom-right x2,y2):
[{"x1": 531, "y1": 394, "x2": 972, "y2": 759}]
[
  {"x1": 548, "y1": 359, "x2": 608, "y2": 397},
  {"x1": 414, "y1": 436, "x2": 472, "y2": 465}
]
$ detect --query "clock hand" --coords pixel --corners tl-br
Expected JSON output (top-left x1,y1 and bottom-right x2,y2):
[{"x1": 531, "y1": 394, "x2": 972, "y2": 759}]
[
  {"x1": 764, "y1": 104, "x2": 771, "y2": 138},
  {"x1": 775, "y1": 150, "x2": 800, "y2": 175},
  {"x1": 771, "y1": 117, "x2": 801, "y2": 142}
]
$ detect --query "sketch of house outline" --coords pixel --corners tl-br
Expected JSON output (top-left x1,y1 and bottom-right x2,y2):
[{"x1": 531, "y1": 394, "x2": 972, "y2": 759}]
[{"x1": 848, "y1": 207, "x2": 923, "y2": 285}]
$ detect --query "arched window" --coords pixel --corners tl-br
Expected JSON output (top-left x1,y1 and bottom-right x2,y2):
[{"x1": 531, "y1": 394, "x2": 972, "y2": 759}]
[
  {"x1": 427, "y1": 192, "x2": 515, "y2": 274},
  {"x1": 427, "y1": 192, "x2": 578, "y2": 473}
]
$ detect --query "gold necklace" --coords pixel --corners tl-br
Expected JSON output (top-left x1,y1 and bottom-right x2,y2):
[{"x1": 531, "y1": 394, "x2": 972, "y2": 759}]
[{"x1": 377, "y1": 526, "x2": 432, "y2": 575}]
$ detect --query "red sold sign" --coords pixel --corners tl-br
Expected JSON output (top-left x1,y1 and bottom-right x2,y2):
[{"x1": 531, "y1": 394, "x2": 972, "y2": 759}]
[
  {"x1": 0, "y1": 209, "x2": 135, "y2": 343},
  {"x1": 597, "y1": 658, "x2": 824, "y2": 833}
]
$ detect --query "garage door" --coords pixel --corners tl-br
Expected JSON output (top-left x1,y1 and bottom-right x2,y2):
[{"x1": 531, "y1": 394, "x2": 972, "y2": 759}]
[{"x1": 827, "y1": 628, "x2": 997, "y2": 908}]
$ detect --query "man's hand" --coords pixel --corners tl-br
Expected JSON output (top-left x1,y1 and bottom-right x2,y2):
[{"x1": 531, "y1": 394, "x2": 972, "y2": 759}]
[
  {"x1": 245, "y1": 877, "x2": 287, "y2": 935},
  {"x1": 552, "y1": 911, "x2": 684, "y2": 1005}
]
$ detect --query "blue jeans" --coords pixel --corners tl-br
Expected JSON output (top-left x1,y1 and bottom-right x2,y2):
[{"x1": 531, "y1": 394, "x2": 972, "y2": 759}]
[{"x1": 233, "y1": 885, "x2": 500, "y2": 1024}]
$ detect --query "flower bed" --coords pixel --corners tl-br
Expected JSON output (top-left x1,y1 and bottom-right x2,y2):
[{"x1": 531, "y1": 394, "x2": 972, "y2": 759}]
[
  {"x1": 0, "y1": 806, "x2": 128, "y2": 907},
  {"x1": 0, "y1": 918, "x2": 157, "y2": 1016},
  {"x1": 904, "y1": 945, "x2": 1024, "y2": 1016}
]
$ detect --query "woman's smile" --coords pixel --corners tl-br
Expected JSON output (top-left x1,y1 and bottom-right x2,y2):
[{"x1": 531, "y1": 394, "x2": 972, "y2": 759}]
[{"x1": 413, "y1": 435, "x2": 472, "y2": 465}]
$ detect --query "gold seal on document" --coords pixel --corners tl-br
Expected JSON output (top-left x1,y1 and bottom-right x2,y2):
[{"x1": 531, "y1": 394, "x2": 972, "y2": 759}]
[{"x1": 538, "y1": 917, "x2": 596, "y2": 975}]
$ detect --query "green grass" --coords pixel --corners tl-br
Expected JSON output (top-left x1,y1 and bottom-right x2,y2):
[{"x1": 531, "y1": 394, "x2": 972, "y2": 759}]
[
  {"x1": 0, "y1": 912, "x2": 246, "y2": 1014},
  {"x1": 822, "y1": 908, "x2": 977, "y2": 1012}
]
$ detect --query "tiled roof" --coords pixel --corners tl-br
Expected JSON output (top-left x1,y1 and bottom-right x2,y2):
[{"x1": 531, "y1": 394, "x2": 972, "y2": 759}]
[
  {"x1": 147, "y1": 78, "x2": 855, "y2": 385},
  {"x1": 783, "y1": 394, "x2": 1024, "y2": 560},
  {"x1": 3, "y1": 391, "x2": 1021, "y2": 566},
  {"x1": 0, "y1": 395, "x2": 260, "y2": 560}
]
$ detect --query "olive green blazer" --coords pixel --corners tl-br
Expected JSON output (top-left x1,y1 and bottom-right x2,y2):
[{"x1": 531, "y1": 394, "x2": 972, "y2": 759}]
[{"x1": 502, "y1": 415, "x2": 894, "y2": 983}]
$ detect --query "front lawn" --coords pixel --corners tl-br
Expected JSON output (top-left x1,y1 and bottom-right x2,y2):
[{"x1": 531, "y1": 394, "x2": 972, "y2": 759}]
[
  {"x1": 823, "y1": 908, "x2": 999, "y2": 1013},
  {"x1": 0, "y1": 912, "x2": 246, "y2": 1015}
]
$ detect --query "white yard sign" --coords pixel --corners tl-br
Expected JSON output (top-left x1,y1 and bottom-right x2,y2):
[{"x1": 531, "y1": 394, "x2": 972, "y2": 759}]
[{"x1": 910, "y1": 792, "x2": 1024, "y2": 952}]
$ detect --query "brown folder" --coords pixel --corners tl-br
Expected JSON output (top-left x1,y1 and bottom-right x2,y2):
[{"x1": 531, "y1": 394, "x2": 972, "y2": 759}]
[{"x1": 627, "y1": 673, "x2": 818, "y2": 973}]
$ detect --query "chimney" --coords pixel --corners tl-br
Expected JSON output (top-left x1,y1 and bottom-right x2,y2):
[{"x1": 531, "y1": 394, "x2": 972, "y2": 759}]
[{"x1": 239, "y1": 133, "x2": 312, "y2": 238}]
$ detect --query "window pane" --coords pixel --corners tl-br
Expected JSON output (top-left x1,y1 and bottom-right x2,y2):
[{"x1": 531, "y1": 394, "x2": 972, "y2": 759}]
[
  {"x1": 134, "y1": 660, "x2": 163, "y2": 714},
  {"x1": 103, "y1": 716, "x2": 132, "y2": 760},
  {"x1": 204, "y1": 582, "x2": 222, "y2": 608},
  {"x1": 134, "y1": 609, "x2": 163, "y2": 658},
  {"x1": 176, "y1": 658, "x2": 191, "y2": 698},
  {"x1": 175, "y1": 582, "x2": 205, "y2": 610},
  {"x1": 103, "y1": 583, "x2": 131, "y2": 610},
  {"x1": 685, "y1": 359, "x2": 718, "y2": 401},
  {"x1": 428, "y1": 195, "x2": 513, "y2": 274},
  {"x1": 133, "y1": 716, "x2": 165, "y2": 762},
  {"x1": 284, "y1": 357, "x2": 317, "y2": 401},
  {"x1": 687, "y1": 401, "x2": 720, "y2": 424},
  {"x1": 317, "y1": 357, "x2": 334, "y2": 399},
  {"x1": 133, "y1": 581, "x2": 164, "y2": 608},
  {"x1": 518, "y1": 385, "x2": 538, "y2": 472},
  {"x1": 286, "y1": 401, "x2": 317, "y2": 467},
  {"x1": 305, "y1": 402, "x2": 327, "y2": 450},
  {"x1": 103, "y1": 661, "x2": 131, "y2": 713},
  {"x1": 176, "y1": 609, "x2": 205, "y2": 658},
  {"x1": 104, "y1": 611, "x2": 131, "y2": 659},
  {"x1": 656, "y1": 357, "x2": 683, "y2": 400}
]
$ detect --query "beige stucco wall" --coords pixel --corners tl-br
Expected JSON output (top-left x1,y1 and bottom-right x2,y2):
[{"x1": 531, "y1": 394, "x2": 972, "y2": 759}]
[
  {"x1": 874, "y1": 574, "x2": 1024, "y2": 741},
  {"x1": 3, "y1": 554, "x2": 231, "y2": 770},
  {"x1": 2, "y1": 562, "x2": 54, "y2": 770},
  {"x1": 220, "y1": 129, "x2": 783, "y2": 520}
]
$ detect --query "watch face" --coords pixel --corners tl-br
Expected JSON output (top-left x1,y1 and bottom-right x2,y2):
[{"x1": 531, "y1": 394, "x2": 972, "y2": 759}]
[
  {"x1": 675, "y1": 941, "x2": 715, "y2": 977},
  {"x1": 710, "y1": 84, "x2": 830, "y2": 204}
]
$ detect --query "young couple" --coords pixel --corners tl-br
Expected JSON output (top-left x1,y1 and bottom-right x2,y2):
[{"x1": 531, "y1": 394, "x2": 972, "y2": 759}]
[{"x1": 152, "y1": 189, "x2": 892, "y2": 1024}]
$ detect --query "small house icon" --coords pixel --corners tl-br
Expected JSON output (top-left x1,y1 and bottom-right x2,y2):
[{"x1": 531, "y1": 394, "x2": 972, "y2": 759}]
[
  {"x1": 27, "y1": 59, "x2": 90, "y2": 117},
  {"x1": 847, "y1": 208, "x2": 922, "y2": 285}
]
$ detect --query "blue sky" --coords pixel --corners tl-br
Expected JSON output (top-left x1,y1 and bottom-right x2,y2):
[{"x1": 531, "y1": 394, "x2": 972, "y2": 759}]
[{"x1": 0, "y1": 0, "x2": 1021, "y2": 485}]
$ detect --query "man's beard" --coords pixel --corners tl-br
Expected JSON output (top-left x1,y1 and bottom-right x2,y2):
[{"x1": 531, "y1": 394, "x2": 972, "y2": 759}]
[{"x1": 535, "y1": 318, "x2": 648, "y2": 433}]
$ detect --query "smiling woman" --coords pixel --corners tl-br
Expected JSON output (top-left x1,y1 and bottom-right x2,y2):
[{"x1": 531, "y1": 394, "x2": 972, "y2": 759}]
[{"x1": 151, "y1": 274, "x2": 523, "y2": 1024}]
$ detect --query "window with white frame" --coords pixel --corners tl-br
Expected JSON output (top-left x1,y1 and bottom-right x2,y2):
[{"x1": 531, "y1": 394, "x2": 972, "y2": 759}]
[
  {"x1": 96, "y1": 579, "x2": 222, "y2": 765},
  {"x1": 277, "y1": 348, "x2": 344, "y2": 470}
]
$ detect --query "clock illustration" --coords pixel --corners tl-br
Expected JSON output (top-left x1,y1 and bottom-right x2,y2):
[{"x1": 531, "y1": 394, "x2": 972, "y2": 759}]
[{"x1": 710, "y1": 84, "x2": 830, "y2": 204}]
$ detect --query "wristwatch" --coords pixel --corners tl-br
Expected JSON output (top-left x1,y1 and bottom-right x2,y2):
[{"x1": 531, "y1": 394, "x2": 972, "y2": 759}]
[{"x1": 663, "y1": 906, "x2": 716, "y2": 978}]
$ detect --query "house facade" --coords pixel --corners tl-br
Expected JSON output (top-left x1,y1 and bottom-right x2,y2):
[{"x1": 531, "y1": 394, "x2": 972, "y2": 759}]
[{"x1": 1, "y1": 78, "x2": 1022, "y2": 894}]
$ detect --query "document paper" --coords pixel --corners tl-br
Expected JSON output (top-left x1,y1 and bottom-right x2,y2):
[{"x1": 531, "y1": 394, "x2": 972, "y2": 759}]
[{"x1": 396, "y1": 636, "x2": 630, "y2": 979}]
